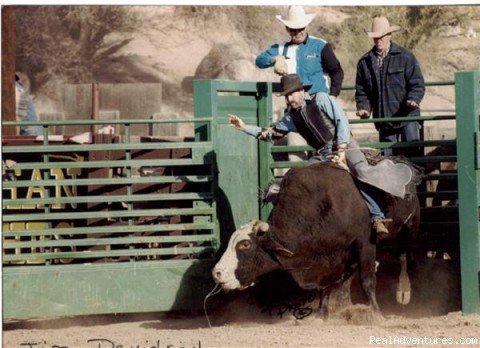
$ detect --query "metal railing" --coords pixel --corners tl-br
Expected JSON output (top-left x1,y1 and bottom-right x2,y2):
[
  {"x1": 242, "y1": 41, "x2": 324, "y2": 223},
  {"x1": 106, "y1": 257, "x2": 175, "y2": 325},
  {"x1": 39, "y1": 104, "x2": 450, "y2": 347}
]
[{"x1": 2, "y1": 117, "x2": 217, "y2": 265}]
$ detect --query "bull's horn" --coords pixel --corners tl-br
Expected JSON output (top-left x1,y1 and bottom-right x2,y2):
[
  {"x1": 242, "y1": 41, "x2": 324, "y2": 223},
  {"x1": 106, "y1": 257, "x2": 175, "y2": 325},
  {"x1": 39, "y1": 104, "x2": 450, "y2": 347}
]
[{"x1": 253, "y1": 220, "x2": 269, "y2": 234}]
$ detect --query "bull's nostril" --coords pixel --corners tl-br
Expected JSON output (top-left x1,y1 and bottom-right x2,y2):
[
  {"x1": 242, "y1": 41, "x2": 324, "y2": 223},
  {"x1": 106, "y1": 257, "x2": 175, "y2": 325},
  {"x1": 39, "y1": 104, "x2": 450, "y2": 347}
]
[{"x1": 215, "y1": 271, "x2": 222, "y2": 279}]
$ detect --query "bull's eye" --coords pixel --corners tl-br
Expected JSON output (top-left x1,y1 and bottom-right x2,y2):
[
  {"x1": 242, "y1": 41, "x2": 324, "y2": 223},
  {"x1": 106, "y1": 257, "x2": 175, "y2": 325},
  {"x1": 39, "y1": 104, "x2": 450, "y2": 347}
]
[{"x1": 237, "y1": 239, "x2": 251, "y2": 250}]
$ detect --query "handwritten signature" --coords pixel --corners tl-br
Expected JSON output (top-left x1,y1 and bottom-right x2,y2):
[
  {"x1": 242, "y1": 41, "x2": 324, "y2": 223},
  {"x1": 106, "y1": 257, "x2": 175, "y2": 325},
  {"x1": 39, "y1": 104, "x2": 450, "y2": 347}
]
[
  {"x1": 19, "y1": 339, "x2": 202, "y2": 348},
  {"x1": 248, "y1": 291, "x2": 316, "y2": 320}
]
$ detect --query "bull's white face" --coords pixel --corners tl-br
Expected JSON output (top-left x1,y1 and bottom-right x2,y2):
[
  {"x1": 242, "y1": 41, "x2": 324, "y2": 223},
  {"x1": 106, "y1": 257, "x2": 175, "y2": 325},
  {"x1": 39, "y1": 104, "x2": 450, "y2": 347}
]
[{"x1": 212, "y1": 220, "x2": 260, "y2": 290}]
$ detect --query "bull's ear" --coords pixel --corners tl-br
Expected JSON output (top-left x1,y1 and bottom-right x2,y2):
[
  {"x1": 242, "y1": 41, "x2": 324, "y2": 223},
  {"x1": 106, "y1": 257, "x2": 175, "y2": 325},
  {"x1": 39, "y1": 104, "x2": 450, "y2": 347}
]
[
  {"x1": 264, "y1": 237, "x2": 294, "y2": 258},
  {"x1": 274, "y1": 246, "x2": 294, "y2": 258},
  {"x1": 252, "y1": 220, "x2": 269, "y2": 237}
]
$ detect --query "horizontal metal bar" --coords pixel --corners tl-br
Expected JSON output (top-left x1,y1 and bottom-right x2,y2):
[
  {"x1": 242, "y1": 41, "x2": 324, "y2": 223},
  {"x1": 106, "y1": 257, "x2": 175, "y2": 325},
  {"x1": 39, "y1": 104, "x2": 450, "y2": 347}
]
[
  {"x1": 270, "y1": 140, "x2": 457, "y2": 153},
  {"x1": 420, "y1": 221, "x2": 459, "y2": 226},
  {"x1": 2, "y1": 222, "x2": 215, "y2": 237},
  {"x1": 3, "y1": 234, "x2": 216, "y2": 249},
  {"x1": 270, "y1": 161, "x2": 307, "y2": 169},
  {"x1": 425, "y1": 173, "x2": 457, "y2": 180},
  {"x1": 409, "y1": 156, "x2": 457, "y2": 163},
  {"x1": 417, "y1": 191, "x2": 458, "y2": 198},
  {"x1": 2, "y1": 117, "x2": 213, "y2": 127},
  {"x1": 3, "y1": 192, "x2": 213, "y2": 207},
  {"x1": 349, "y1": 115, "x2": 455, "y2": 124},
  {"x1": 2, "y1": 246, "x2": 215, "y2": 262},
  {"x1": 212, "y1": 80, "x2": 262, "y2": 93},
  {"x1": 340, "y1": 81, "x2": 455, "y2": 90},
  {"x1": 270, "y1": 162, "x2": 457, "y2": 173},
  {"x1": 360, "y1": 140, "x2": 456, "y2": 149},
  {"x1": 2, "y1": 207, "x2": 214, "y2": 222},
  {"x1": 2, "y1": 175, "x2": 213, "y2": 188},
  {"x1": 420, "y1": 206, "x2": 458, "y2": 212},
  {"x1": 2, "y1": 141, "x2": 212, "y2": 154},
  {"x1": 3, "y1": 258, "x2": 208, "y2": 272},
  {"x1": 424, "y1": 81, "x2": 456, "y2": 86},
  {"x1": 270, "y1": 145, "x2": 312, "y2": 153},
  {"x1": 6, "y1": 158, "x2": 207, "y2": 170}
]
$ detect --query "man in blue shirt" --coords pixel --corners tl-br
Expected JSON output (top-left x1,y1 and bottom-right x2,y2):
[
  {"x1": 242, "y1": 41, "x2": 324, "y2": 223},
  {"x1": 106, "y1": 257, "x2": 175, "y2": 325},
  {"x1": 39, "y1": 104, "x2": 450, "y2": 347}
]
[
  {"x1": 255, "y1": 6, "x2": 344, "y2": 97},
  {"x1": 229, "y1": 74, "x2": 414, "y2": 237}
]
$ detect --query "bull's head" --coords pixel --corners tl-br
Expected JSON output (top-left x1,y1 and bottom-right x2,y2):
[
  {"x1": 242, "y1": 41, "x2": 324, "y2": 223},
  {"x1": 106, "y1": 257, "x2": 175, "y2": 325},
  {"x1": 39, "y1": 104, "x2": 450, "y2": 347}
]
[{"x1": 212, "y1": 220, "x2": 294, "y2": 291}]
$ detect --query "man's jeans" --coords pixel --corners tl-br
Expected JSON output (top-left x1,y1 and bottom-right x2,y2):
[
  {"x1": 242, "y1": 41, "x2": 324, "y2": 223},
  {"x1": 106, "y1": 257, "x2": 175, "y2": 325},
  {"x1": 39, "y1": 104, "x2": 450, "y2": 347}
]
[
  {"x1": 308, "y1": 140, "x2": 385, "y2": 220},
  {"x1": 358, "y1": 182, "x2": 386, "y2": 220},
  {"x1": 379, "y1": 122, "x2": 421, "y2": 158}
]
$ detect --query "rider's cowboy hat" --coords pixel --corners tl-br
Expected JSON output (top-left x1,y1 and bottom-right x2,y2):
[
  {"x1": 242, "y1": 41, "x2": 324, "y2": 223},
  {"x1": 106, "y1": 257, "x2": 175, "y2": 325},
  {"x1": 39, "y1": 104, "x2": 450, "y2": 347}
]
[
  {"x1": 366, "y1": 16, "x2": 401, "y2": 38},
  {"x1": 276, "y1": 6, "x2": 316, "y2": 29},
  {"x1": 277, "y1": 74, "x2": 311, "y2": 96}
]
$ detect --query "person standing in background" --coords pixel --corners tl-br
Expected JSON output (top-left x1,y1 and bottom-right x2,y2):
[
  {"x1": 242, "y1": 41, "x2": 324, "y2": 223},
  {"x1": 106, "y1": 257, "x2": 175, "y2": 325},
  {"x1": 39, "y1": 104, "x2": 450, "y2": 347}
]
[
  {"x1": 355, "y1": 16, "x2": 425, "y2": 157},
  {"x1": 15, "y1": 74, "x2": 41, "y2": 136},
  {"x1": 255, "y1": 5, "x2": 344, "y2": 98}
]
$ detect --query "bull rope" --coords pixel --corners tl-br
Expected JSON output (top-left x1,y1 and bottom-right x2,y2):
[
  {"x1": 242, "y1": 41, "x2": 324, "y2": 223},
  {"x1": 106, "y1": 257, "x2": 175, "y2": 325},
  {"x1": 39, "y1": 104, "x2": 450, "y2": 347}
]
[{"x1": 203, "y1": 283, "x2": 222, "y2": 328}]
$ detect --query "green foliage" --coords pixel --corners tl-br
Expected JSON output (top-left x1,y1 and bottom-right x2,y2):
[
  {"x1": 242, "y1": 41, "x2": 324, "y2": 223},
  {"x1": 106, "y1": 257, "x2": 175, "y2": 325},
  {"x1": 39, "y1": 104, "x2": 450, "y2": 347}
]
[{"x1": 14, "y1": 6, "x2": 140, "y2": 95}]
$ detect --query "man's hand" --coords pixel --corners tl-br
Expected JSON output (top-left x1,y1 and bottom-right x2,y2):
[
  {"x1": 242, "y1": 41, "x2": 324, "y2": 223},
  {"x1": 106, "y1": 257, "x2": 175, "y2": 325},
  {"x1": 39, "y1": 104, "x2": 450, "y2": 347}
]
[
  {"x1": 329, "y1": 144, "x2": 348, "y2": 170},
  {"x1": 273, "y1": 56, "x2": 288, "y2": 76},
  {"x1": 356, "y1": 109, "x2": 370, "y2": 119},
  {"x1": 258, "y1": 127, "x2": 274, "y2": 140},
  {"x1": 406, "y1": 100, "x2": 419, "y2": 109},
  {"x1": 228, "y1": 114, "x2": 246, "y2": 132}
]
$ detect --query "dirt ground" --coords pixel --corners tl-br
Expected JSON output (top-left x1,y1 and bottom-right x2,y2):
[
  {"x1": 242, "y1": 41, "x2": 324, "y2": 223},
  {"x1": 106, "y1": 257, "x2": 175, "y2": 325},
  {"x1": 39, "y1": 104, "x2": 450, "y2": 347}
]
[
  {"x1": 3, "y1": 261, "x2": 480, "y2": 348},
  {"x1": 3, "y1": 308, "x2": 480, "y2": 348}
]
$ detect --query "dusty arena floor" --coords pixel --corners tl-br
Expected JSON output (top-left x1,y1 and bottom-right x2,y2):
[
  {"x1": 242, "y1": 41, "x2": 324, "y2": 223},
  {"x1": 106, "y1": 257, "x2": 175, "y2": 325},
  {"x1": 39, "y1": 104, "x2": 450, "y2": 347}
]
[
  {"x1": 3, "y1": 309, "x2": 480, "y2": 348},
  {"x1": 4, "y1": 261, "x2": 480, "y2": 348}
]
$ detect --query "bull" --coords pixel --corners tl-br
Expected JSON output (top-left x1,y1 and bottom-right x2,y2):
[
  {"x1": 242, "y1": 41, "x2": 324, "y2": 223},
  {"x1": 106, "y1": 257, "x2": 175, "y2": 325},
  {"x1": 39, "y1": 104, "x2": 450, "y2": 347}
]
[{"x1": 212, "y1": 162, "x2": 420, "y2": 317}]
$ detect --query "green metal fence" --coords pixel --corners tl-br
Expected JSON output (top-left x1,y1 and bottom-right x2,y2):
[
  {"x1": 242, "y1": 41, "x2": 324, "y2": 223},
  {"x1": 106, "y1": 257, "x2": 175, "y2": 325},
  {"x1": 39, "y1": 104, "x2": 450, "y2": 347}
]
[
  {"x1": 455, "y1": 71, "x2": 480, "y2": 314},
  {"x1": 2, "y1": 72, "x2": 478, "y2": 319},
  {"x1": 2, "y1": 118, "x2": 217, "y2": 319}
]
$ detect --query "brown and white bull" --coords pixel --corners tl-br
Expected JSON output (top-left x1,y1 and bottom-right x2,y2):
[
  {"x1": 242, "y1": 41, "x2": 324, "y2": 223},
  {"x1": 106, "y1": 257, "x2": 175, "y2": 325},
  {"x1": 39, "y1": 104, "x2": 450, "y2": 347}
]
[{"x1": 212, "y1": 162, "x2": 420, "y2": 317}]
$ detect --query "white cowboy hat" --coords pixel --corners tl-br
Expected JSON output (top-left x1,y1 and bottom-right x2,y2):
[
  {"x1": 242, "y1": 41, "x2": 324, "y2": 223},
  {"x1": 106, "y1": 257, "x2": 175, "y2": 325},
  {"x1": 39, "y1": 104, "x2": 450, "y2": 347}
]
[
  {"x1": 276, "y1": 6, "x2": 316, "y2": 29},
  {"x1": 366, "y1": 16, "x2": 401, "y2": 38}
]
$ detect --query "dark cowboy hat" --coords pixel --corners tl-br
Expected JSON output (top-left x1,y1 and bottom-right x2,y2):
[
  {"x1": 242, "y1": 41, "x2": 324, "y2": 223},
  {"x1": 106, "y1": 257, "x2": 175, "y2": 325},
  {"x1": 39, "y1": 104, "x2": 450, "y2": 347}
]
[{"x1": 277, "y1": 74, "x2": 311, "y2": 96}]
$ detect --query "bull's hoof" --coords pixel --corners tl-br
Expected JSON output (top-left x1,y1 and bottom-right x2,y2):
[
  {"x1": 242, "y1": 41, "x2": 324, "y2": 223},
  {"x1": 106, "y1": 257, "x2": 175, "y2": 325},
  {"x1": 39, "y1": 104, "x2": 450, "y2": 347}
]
[
  {"x1": 397, "y1": 267, "x2": 411, "y2": 305},
  {"x1": 396, "y1": 289, "x2": 411, "y2": 305}
]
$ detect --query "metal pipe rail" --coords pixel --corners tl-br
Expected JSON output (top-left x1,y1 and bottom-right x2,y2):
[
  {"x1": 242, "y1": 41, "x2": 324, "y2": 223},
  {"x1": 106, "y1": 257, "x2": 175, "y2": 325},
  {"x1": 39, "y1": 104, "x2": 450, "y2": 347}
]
[{"x1": 2, "y1": 117, "x2": 217, "y2": 265}]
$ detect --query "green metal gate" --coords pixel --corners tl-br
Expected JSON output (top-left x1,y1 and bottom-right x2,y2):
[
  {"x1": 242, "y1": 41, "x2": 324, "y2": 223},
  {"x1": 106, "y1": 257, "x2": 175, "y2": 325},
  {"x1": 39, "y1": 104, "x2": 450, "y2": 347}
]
[
  {"x1": 455, "y1": 71, "x2": 480, "y2": 314},
  {"x1": 2, "y1": 72, "x2": 479, "y2": 319},
  {"x1": 192, "y1": 72, "x2": 479, "y2": 314},
  {"x1": 2, "y1": 118, "x2": 217, "y2": 319}
]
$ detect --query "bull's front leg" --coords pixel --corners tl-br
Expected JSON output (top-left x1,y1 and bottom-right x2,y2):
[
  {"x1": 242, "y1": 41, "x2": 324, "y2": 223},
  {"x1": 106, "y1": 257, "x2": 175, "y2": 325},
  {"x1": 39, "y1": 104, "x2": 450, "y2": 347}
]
[{"x1": 396, "y1": 253, "x2": 411, "y2": 304}]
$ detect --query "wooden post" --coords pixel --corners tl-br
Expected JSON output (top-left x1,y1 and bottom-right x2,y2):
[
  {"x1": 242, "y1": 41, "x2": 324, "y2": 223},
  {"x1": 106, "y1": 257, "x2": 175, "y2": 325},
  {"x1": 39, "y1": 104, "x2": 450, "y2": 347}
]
[
  {"x1": 2, "y1": 6, "x2": 16, "y2": 135},
  {"x1": 91, "y1": 82, "x2": 99, "y2": 135}
]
